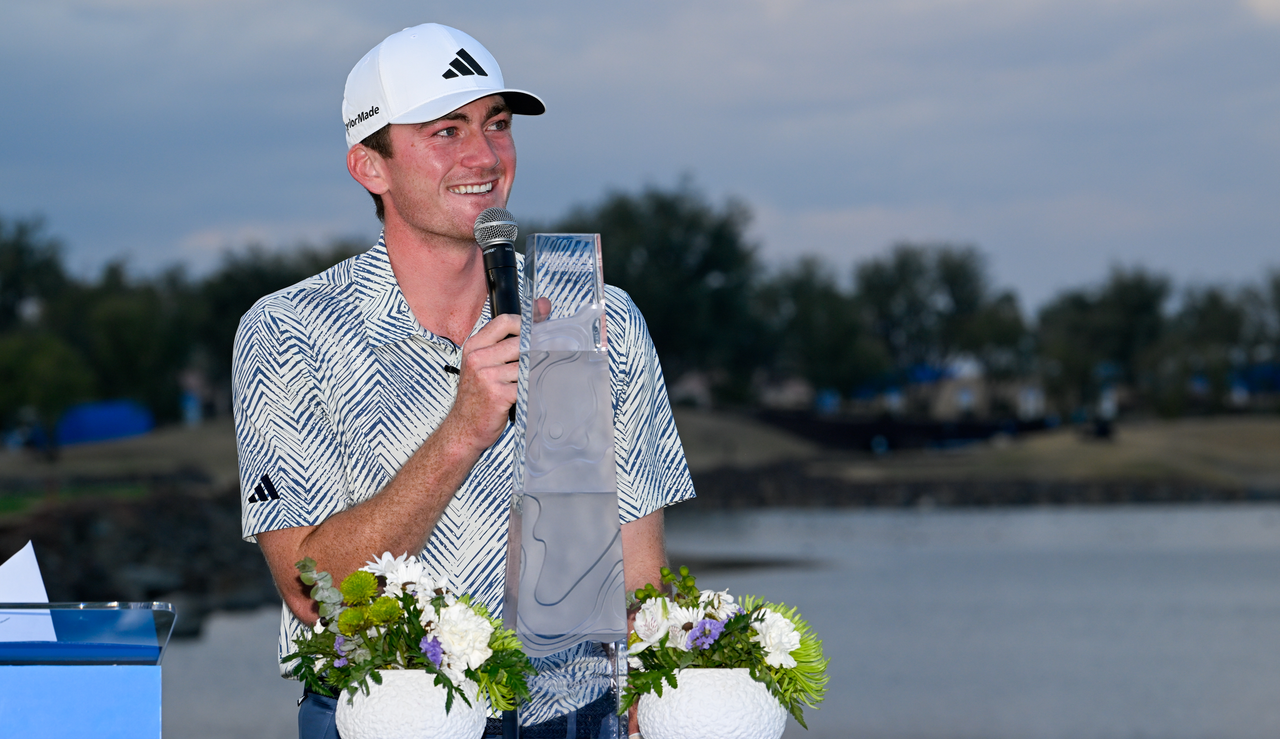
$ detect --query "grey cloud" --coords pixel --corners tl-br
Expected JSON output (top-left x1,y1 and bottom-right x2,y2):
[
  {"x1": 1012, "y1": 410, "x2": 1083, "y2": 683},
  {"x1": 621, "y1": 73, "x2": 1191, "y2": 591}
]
[{"x1": 0, "y1": 0, "x2": 1278, "y2": 310}]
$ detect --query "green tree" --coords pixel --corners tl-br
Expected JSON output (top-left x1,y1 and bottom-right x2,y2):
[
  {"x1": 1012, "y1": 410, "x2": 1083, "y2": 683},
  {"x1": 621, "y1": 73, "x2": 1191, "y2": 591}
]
[
  {"x1": 0, "y1": 331, "x2": 96, "y2": 455},
  {"x1": 854, "y1": 243, "x2": 1026, "y2": 375},
  {"x1": 1147, "y1": 286, "x2": 1249, "y2": 414},
  {"x1": 0, "y1": 216, "x2": 68, "y2": 332},
  {"x1": 548, "y1": 182, "x2": 762, "y2": 401},
  {"x1": 1037, "y1": 267, "x2": 1169, "y2": 414},
  {"x1": 756, "y1": 257, "x2": 888, "y2": 393},
  {"x1": 37, "y1": 262, "x2": 195, "y2": 422},
  {"x1": 855, "y1": 245, "x2": 936, "y2": 369}
]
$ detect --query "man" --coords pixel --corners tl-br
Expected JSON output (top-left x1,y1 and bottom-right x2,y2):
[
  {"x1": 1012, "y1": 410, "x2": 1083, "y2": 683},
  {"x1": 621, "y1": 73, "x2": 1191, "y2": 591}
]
[{"x1": 232, "y1": 23, "x2": 695, "y2": 738}]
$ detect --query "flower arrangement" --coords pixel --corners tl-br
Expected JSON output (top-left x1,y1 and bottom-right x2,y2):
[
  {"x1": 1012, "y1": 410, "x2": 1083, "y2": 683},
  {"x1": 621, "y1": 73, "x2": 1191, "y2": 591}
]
[
  {"x1": 286, "y1": 552, "x2": 536, "y2": 713},
  {"x1": 621, "y1": 566, "x2": 829, "y2": 728}
]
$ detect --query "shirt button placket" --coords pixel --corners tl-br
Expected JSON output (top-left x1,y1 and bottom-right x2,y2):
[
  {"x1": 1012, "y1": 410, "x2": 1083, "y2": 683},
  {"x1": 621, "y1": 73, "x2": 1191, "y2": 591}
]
[{"x1": 443, "y1": 340, "x2": 462, "y2": 383}]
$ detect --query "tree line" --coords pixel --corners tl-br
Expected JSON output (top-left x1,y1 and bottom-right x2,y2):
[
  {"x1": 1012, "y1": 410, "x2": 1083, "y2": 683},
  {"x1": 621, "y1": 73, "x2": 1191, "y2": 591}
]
[
  {"x1": 552, "y1": 182, "x2": 1280, "y2": 418},
  {"x1": 0, "y1": 216, "x2": 363, "y2": 444},
  {"x1": 3, "y1": 184, "x2": 1279, "y2": 443}
]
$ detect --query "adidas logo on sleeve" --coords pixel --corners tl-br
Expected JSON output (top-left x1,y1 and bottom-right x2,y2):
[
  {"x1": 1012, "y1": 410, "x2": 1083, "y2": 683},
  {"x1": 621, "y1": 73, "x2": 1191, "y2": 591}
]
[{"x1": 247, "y1": 473, "x2": 280, "y2": 504}]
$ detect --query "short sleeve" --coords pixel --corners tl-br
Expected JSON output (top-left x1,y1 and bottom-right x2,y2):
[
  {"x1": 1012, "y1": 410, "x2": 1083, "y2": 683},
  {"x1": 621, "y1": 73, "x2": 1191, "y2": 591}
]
[
  {"x1": 606, "y1": 286, "x2": 696, "y2": 523},
  {"x1": 233, "y1": 299, "x2": 348, "y2": 542}
]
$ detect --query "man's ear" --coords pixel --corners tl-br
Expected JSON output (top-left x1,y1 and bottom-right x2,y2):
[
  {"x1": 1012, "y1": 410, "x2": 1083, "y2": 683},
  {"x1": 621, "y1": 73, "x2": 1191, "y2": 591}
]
[{"x1": 347, "y1": 144, "x2": 389, "y2": 195}]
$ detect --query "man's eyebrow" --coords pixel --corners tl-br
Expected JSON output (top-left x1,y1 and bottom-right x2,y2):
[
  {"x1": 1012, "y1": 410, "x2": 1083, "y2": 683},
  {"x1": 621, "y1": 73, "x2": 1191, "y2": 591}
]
[{"x1": 486, "y1": 101, "x2": 512, "y2": 119}]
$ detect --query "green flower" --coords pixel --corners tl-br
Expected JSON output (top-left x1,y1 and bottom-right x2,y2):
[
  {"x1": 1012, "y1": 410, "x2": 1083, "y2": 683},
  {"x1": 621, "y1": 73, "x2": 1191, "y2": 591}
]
[
  {"x1": 337, "y1": 606, "x2": 371, "y2": 636},
  {"x1": 340, "y1": 571, "x2": 379, "y2": 605},
  {"x1": 368, "y1": 596, "x2": 403, "y2": 624}
]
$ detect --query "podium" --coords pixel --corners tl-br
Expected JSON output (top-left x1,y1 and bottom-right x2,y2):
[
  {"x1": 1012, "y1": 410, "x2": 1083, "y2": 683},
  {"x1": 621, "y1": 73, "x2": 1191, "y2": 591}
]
[{"x1": 0, "y1": 601, "x2": 176, "y2": 738}]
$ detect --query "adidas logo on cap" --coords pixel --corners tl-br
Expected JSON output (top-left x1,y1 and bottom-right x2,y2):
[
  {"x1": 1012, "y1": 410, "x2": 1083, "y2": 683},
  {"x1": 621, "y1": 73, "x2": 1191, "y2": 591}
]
[{"x1": 442, "y1": 48, "x2": 488, "y2": 79}]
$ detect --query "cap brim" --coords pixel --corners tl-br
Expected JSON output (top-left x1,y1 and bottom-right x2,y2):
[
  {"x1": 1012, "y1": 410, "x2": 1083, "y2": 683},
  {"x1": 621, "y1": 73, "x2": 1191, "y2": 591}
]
[
  {"x1": 390, "y1": 88, "x2": 545, "y2": 126},
  {"x1": 502, "y1": 90, "x2": 546, "y2": 116}
]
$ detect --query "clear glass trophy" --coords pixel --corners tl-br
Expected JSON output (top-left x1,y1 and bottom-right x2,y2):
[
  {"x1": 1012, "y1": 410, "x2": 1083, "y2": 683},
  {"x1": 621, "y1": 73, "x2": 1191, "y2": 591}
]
[{"x1": 504, "y1": 233, "x2": 627, "y2": 739}]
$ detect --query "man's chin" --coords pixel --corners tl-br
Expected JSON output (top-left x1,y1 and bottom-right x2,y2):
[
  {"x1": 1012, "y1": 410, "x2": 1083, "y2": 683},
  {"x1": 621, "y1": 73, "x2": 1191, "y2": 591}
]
[{"x1": 455, "y1": 194, "x2": 509, "y2": 224}]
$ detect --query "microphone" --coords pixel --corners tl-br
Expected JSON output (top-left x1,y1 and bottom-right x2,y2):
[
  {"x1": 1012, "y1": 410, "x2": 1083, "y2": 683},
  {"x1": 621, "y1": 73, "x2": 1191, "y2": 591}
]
[
  {"x1": 474, "y1": 207, "x2": 520, "y2": 319},
  {"x1": 474, "y1": 207, "x2": 520, "y2": 425}
]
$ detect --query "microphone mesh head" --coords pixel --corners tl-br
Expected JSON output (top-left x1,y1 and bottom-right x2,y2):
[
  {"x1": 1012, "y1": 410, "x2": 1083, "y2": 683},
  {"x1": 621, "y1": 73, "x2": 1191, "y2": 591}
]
[{"x1": 474, "y1": 207, "x2": 519, "y2": 246}]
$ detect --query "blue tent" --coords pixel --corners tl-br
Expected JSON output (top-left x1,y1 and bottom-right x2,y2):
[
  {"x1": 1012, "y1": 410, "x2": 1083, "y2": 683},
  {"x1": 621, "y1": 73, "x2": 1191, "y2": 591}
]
[{"x1": 56, "y1": 400, "x2": 154, "y2": 446}]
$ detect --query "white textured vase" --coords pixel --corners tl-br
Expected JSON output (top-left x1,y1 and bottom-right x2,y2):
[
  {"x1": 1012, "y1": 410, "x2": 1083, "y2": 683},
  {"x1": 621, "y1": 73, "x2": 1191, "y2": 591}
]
[
  {"x1": 334, "y1": 670, "x2": 488, "y2": 739},
  {"x1": 637, "y1": 667, "x2": 787, "y2": 739}
]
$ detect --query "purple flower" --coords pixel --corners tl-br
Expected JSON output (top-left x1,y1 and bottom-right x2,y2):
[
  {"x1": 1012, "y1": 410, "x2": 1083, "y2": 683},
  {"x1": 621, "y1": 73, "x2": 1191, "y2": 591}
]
[
  {"x1": 687, "y1": 618, "x2": 725, "y2": 650},
  {"x1": 420, "y1": 636, "x2": 444, "y2": 667},
  {"x1": 334, "y1": 635, "x2": 346, "y2": 651},
  {"x1": 333, "y1": 657, "x2": 348, "y2": 668}
]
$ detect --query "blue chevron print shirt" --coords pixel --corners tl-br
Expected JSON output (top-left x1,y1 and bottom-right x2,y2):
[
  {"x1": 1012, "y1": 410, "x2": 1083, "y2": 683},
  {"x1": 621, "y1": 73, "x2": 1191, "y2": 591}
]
[{"x1": 232, "y1": 236, "x2": 695, "y2": 681}]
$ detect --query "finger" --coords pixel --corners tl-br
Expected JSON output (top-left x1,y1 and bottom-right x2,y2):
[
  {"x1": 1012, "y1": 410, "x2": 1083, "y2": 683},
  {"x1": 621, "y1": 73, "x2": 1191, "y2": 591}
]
[
  {"x1": 487, "y1": 312, "x2": 520, "y2": 337},
  {"x1": 533, "y1": 297, "x2": 551, "y2": 323},
  {"x1": 465, "y1": 332, "x2": 521, "y2": 367},
  {"x1": 469, "y1": 313, "x2": 521, "y2": 347},
  {"x1": 464, "y1": 316, "x2": 521, "y2": 359}
]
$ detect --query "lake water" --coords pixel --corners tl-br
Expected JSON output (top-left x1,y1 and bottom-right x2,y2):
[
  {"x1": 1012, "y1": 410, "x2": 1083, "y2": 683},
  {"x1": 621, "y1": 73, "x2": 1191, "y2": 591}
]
[{"x1": 162, "y1": 504, "x2": 1280, "y2": 739}]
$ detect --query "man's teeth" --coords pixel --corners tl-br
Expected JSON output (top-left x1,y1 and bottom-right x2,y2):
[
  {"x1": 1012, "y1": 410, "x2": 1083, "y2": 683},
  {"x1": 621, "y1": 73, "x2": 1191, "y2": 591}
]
[{"x1": 450, "y1": 182, "x2": 493, "y2": 194}]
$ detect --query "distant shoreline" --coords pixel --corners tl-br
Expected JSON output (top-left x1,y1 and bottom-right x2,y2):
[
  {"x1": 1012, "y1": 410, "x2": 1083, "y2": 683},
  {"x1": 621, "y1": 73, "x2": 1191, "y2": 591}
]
[{"x1": 688, "y1": 461, "x2": 1275, "y2": 510}]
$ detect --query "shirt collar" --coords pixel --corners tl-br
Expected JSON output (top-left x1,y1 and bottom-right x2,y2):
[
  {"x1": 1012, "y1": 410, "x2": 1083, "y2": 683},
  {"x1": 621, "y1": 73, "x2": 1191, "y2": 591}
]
[
  {"x1": 354, "y1": 235, "x2": 427, "y2": 349},
  {"x1": 353, "y1": 234, "x2": 503, "y2": 349}
]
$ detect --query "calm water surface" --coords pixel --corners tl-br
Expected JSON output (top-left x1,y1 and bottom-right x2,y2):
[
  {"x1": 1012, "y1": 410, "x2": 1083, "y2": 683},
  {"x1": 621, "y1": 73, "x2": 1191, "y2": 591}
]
[
  {"x1": 666, "y1": 504, "x2": 1280, "y2": 739},
  {"x1": 163, "y1": 504, "x2": 1280, "y2": 739}
]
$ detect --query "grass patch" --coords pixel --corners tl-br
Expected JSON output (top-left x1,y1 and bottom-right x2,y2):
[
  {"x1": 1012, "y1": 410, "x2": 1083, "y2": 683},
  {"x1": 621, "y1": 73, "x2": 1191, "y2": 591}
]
[
  {"x1": 0, "y1": 482, "x2": 151, "y2": 519},
  {"x1": 0, "y1": 492, "x2": 41, "y2": 516}
]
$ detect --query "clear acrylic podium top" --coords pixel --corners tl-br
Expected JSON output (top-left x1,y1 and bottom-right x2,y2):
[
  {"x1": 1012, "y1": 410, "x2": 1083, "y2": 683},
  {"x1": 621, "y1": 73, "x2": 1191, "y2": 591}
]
[{"x1": 0, "y1": 602, "x2": 176, "y2": 665}]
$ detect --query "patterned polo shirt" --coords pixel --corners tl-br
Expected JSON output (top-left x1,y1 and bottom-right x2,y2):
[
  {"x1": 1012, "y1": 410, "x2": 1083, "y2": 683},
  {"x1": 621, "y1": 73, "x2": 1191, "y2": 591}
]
[{"x1": 232, "y1": 236, "x2": 695, "y2": 674}]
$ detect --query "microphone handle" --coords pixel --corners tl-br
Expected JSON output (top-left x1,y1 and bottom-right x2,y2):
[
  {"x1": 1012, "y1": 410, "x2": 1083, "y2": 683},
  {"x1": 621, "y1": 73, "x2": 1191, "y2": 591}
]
[
  {"x1": 482, "y1": 242, "x2": 519, "y2": 423},
  {"x1": 487, "y1": 265, "x2": 520, "y2": 317},
  {"x1": 483, "y1": 243, "x2": 520, "y2": 317}
]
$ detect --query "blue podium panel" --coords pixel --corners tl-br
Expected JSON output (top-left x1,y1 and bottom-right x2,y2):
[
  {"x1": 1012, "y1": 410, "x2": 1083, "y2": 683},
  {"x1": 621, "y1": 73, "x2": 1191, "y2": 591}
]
[
  {"x1": 0, "y1": 665, "x2": 161, "y2": 738},
  {"x1": 0, "y1": 603, "x2": 173, "y2": 738}
]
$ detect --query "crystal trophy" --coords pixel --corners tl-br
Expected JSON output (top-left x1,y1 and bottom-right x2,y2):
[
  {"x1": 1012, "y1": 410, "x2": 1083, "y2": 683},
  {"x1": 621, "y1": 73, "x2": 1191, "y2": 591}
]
[{"x1": 504, "y1": 233, "x2": 627, "y2": 738}]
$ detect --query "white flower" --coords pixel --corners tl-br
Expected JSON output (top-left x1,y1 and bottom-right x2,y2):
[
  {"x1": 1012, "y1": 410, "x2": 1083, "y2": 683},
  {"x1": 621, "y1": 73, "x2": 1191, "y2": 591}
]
[
  {"x1": 362, "y1": 551, "x2": 409, "y2": 579},
  {"x1": 400, "y1": 560, "x2": 435, "y2": 593},
  {"x1": 698, "y1": 589, "x2": 740, "y2": 620},
  {"x1": 628, "y1": 655, "x2": 642, "y2": 669},
  {"x1": 632, "y1": 598, "x2": 673, "y2": 653},
  {"x1": 665, "y1": 604, "x2": 702, "y2": 652},
  {"x1": 750, "y1": 609, "x2": 800, "y2": 669},
  {"x1": 383, "y1": 559, "x2": 436, "y2": 598},
  {"x1": 415, "y1": 584, "x2": 456, "y2": 620},
  {"x1": 435, "y1": 602, "x2": 494, "y2": 676}
]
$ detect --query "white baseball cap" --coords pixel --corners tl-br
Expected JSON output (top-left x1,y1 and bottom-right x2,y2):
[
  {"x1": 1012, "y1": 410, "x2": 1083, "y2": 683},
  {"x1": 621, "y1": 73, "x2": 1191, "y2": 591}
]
[{"x1": 342, "y1": 23, "x2": 545, "y2": 149}]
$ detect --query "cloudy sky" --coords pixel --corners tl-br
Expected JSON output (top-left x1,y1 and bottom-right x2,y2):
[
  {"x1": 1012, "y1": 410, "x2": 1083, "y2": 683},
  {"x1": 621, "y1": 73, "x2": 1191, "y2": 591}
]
[{"x1": 2, "y1": 0, "x2": 1278, "y2": 309}]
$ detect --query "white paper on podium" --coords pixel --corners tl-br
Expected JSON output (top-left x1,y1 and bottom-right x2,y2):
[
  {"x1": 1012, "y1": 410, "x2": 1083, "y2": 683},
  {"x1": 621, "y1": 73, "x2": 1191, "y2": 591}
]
[{"x1": 0, "y1": 540, "x2": 57, "y2": 642}]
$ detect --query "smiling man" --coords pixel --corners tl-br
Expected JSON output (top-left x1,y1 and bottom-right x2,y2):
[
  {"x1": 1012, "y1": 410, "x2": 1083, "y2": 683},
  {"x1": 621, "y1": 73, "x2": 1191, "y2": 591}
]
[{"x1": 231, "y1": 23, "x2": 694, "y2": 739}]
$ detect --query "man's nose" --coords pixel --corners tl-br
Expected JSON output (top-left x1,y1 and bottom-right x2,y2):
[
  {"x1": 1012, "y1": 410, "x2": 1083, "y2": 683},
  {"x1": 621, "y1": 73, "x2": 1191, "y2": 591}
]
[{"x1": 460, "y1": 129, "x2": 500, "y2": 170}]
